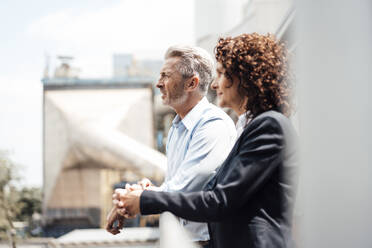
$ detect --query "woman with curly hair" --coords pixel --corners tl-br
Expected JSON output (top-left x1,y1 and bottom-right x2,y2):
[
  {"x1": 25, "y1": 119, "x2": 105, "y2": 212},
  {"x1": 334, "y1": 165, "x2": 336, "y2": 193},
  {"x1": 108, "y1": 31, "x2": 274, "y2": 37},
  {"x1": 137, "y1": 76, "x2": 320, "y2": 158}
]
[
  {"x1": 115, "y1": 33, "x2": 298, "y2": 248},
  {"x1": 212, "y1": 32, "x2": 293, "y2": 135}
]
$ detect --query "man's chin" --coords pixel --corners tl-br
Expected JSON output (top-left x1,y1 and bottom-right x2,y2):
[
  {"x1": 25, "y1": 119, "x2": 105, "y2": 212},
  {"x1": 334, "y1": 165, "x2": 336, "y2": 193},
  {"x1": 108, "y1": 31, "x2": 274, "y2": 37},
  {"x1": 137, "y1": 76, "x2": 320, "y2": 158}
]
[{"x1": 161, "y1": 98, "x2": 170, "y2": 106}]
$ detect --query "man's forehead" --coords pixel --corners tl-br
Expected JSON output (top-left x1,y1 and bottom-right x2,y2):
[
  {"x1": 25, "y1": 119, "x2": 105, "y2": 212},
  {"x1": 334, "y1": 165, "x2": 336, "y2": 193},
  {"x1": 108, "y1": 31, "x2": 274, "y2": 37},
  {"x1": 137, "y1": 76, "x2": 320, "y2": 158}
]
[{"x1": 161, "y1": 57, "x2": 181, "y2": 71}]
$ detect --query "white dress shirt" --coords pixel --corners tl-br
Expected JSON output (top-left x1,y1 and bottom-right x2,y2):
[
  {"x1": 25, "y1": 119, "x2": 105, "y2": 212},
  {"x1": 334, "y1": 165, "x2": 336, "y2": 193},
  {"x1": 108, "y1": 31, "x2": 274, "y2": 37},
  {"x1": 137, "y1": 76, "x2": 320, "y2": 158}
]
[{"x1": 235, "y1": 112, "x2": 252, "y2": 139}]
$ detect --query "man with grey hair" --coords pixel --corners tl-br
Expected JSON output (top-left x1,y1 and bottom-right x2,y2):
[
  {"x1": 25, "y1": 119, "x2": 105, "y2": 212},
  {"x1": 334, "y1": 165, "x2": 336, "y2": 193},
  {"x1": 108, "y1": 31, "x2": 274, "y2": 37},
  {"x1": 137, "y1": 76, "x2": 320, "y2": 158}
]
[{"x1": 110, "y1": 45, "x2": 236, "y2": 247}]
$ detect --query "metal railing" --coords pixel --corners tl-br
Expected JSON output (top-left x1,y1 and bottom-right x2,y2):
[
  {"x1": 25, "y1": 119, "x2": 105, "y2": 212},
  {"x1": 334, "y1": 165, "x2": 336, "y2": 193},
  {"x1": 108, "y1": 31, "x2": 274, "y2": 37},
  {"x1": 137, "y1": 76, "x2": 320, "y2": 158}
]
[{"x1": 159, "y1": 212, "x2": 199, "y2": 248}]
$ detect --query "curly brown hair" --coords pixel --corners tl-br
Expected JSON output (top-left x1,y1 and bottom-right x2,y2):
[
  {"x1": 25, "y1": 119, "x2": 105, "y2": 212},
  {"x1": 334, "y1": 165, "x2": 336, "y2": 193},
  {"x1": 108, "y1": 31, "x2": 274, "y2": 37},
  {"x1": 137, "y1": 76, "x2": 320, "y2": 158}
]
[{"x1": 215, "y1": 33, "x2": 293, "y2": 118}]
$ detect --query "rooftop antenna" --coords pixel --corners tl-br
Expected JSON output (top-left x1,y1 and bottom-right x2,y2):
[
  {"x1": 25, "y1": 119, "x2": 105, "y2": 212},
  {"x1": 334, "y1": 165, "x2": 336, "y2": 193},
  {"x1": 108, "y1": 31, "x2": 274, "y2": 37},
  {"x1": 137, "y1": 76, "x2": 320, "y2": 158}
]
[{"x1": 43, "y1": 53, "x2": 50, "y2": 79}]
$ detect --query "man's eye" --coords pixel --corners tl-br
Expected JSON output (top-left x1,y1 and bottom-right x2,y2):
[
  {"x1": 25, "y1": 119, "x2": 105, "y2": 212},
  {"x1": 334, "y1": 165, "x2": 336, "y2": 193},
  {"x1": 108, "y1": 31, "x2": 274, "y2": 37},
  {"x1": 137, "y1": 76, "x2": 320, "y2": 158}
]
[{"x1": 159, "y1": 73, "x2": 167, "y2": 80}]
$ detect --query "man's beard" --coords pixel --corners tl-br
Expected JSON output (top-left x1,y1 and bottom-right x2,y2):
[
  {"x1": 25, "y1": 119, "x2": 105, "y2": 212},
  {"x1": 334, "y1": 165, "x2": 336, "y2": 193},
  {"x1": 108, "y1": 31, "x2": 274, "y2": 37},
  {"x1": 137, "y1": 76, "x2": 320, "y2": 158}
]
[{"x1": 168, "y1": 81, "x2": 187, "y2": 107}]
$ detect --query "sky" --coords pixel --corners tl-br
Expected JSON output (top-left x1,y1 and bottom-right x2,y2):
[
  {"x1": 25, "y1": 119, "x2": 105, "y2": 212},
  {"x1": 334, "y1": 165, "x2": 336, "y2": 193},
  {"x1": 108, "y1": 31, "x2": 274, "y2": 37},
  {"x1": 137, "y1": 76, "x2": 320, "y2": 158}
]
[{"x1": 0, "y1": 0, "x2": 195, "y2": 187}]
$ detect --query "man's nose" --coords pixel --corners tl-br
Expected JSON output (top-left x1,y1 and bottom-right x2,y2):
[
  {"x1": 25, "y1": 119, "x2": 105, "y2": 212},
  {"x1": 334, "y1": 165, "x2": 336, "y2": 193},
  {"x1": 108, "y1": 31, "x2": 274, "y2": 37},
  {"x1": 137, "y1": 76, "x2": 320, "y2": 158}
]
[{"x1": 156, "y1": 80, "x2": 163, "y2": 88}]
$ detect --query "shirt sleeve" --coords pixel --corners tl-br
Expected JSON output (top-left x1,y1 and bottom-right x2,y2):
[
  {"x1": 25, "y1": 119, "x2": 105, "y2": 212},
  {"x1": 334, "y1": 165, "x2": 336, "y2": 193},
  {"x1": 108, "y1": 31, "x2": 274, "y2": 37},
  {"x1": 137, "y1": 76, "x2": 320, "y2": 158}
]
[
  {"x1": 161, "y1": 118, "x2": 236, "y2": 193},
  {"x1": 140, "y1": 116, "x2": 286, "y2": 222}
]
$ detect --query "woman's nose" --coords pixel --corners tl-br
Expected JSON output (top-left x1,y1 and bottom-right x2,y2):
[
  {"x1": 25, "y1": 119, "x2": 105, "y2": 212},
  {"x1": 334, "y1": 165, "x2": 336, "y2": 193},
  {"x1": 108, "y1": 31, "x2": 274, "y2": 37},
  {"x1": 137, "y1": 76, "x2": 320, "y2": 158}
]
[{"x1": 210, "y1": 79, "x2": 218, "y2": 90}]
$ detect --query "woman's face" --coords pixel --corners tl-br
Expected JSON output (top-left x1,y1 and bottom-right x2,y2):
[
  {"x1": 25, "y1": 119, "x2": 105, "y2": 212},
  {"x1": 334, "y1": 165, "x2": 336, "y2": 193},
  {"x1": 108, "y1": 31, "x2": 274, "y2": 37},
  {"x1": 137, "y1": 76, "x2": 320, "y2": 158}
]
[{"x1": 211, "y1": 63, "x2": 243, "y2": 111}]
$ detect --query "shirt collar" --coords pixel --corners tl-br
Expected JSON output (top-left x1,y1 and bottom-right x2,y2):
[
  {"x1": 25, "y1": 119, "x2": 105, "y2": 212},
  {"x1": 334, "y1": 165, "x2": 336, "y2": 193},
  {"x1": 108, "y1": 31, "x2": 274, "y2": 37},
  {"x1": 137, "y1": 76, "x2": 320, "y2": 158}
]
[
  {"x1": 172, "y1": 97, "x2": 209, "y2": 130},
  {"x1": 236, "y1": 111, "x2": 252, "y2": 129},
  {"x1": 172, "y1": 114, "x2": 182, "y2": 126}
]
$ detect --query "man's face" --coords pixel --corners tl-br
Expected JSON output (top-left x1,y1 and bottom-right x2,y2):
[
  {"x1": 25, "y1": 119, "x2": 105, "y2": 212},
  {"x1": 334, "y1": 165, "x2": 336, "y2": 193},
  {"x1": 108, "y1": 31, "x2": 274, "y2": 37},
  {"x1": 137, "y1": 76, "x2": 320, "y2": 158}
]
[{"x1": 156, "y1": 57, "x2": 187, "y2": 108}]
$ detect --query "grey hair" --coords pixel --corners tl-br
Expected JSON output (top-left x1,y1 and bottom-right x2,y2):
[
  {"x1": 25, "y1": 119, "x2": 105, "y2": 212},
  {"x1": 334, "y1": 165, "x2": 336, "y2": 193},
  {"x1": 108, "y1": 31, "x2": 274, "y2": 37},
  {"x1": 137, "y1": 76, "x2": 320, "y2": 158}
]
[{"x1": 165, "y1": 45, "x2": 215, "y2": 94}]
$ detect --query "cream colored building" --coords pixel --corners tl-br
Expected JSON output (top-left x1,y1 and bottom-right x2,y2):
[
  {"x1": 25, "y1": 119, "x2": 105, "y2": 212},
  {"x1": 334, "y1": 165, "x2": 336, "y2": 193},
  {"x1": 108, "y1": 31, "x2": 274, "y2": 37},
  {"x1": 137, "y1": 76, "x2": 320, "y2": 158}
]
[{"x1": 42, "y1": 75, "x2": 166, "y2": 236}]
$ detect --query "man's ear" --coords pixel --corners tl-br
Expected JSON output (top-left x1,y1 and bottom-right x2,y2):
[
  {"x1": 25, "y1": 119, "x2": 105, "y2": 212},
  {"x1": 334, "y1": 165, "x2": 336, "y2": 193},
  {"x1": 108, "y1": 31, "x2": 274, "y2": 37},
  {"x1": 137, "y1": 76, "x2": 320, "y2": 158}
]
[{"x1": 185, "y1": 76, "x2": 199, "y2": 91}]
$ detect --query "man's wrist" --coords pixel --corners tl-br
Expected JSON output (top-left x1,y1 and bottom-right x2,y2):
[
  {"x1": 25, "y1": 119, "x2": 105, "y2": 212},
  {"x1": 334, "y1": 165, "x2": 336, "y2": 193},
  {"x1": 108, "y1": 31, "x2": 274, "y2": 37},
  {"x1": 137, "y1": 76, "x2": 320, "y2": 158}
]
[{"x1": 146, "y1": 185, "x2": 161, "y2": 191}]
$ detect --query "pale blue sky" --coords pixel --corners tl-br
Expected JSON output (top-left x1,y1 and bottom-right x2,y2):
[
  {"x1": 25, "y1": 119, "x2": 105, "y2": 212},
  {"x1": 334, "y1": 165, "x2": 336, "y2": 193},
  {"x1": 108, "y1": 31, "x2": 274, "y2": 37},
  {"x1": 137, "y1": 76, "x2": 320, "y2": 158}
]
[{"x1": 0, "y1": 0, "x2": 195, "y2": 187}]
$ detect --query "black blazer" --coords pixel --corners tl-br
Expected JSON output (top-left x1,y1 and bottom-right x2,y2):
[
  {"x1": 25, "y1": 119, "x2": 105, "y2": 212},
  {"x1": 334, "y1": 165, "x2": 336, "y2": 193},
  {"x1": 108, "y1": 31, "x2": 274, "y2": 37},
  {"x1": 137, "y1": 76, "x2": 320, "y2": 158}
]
[{"x1": 141, "y1": 111, "x2": 299, "y2": 248}]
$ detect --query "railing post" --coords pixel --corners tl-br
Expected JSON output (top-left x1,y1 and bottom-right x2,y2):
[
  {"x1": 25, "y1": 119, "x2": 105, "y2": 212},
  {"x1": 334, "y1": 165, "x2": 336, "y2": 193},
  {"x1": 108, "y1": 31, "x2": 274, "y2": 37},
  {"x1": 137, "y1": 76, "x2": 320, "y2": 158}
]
[{"x1": 159, "y1": 212, "x2": 199, "y2": 248}]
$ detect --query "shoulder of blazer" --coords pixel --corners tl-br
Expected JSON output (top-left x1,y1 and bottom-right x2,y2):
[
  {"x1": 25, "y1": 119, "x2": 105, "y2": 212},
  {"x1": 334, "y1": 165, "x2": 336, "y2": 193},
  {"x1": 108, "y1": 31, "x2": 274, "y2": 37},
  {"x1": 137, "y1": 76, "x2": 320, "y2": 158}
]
[
  {"x1": 233, "y1": 110, "x2": 297, "y2": 151},
  {"x1": 240, "y1": 111, "x2": 298, "y2": 153},
  {"x1": 236, "y1": 110, "x2": 293, "y2": 145}
]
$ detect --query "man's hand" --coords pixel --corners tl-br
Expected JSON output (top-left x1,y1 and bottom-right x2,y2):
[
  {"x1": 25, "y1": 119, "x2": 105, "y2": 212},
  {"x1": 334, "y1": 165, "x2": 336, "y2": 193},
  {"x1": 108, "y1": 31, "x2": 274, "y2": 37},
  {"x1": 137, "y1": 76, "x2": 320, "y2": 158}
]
[
  {"x1": 112, "y1": 184, "x2": 141, "y2": 207},
  {"x1": 138, "y1": 178, "x2": 153, "y2": 189},
  {"x1": 115, "y1": 190, "x2": 143, "y2": 218},
  {"x1": 138, "y1": 178, "x2": 161, "y2": 191},
  {"x1": 112, "y1": 182, "x2": 149, "y2": 219},
  {"x1": 112, "y1": 188, "x2": 126, "y2": 208},
  {"x1": 106, "y1": 206, "x2": 125, "y2": 235}
]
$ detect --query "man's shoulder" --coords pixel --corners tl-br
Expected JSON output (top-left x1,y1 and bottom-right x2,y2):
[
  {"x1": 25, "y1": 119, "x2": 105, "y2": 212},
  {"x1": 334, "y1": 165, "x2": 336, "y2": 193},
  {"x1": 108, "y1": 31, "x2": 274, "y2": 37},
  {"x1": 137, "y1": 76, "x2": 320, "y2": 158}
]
[
  {"x1": 199, "y1": 102, "x2": 234, "y2": 124},
  {"x1": 190, "y1": 103, "x2": 236, "y2": 139}
]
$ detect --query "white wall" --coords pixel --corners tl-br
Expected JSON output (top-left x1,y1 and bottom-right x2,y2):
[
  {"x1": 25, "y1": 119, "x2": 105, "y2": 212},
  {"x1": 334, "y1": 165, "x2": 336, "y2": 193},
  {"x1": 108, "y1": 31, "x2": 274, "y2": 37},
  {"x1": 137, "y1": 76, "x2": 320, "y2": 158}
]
[
  {"x1": 195, "y1": 0, "x2": 293, "y2": 55},
  {"x1": 195, "y1": 0, "x2": 246, "y2": 41},
  {"x1": 297, "y1": 0, "x2": 372, "y2": 247}
]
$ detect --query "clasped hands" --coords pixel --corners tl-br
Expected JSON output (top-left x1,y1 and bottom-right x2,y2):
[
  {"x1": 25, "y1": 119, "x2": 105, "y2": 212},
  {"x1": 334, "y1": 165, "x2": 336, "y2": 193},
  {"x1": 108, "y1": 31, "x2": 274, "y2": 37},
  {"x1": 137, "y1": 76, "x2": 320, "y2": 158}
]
[{"x1": 106, "y1": 178, "x2": 153, "y2": 235}]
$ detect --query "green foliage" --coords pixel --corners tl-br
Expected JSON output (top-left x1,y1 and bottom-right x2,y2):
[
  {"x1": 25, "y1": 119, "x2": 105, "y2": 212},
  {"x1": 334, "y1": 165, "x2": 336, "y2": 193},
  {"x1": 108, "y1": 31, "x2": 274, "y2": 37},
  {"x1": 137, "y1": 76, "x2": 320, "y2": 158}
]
[
  {"x1": 0, "y1": 151, "x2": 42, "y2": 241},
  {"x1": 15, "y1": 187, "x2": 42, "y2": 221},
  {"x1": 0, "y1": 152, "x2": 19, "y2": 224},
  {"x1": 0, "y1": 151, "x2": 19, "y2": 244}
]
